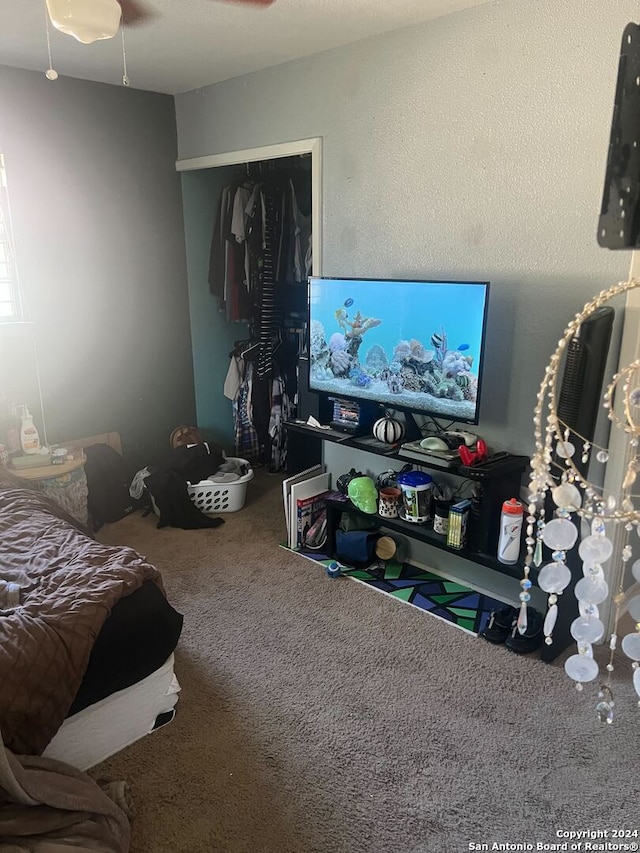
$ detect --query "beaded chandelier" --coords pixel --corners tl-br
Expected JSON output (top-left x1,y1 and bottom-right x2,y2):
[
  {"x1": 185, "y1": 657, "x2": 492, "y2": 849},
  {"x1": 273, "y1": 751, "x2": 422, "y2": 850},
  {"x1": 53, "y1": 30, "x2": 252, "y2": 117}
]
[{"x1": 525, "y1": 277, "x2": 640, "y2": 723}]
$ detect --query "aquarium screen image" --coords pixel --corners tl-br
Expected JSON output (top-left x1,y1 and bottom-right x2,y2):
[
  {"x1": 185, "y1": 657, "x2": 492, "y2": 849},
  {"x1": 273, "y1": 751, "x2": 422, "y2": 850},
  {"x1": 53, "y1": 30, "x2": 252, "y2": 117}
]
[{"x1": 308, "y1": 277, "x2": 490, "y2": 425}]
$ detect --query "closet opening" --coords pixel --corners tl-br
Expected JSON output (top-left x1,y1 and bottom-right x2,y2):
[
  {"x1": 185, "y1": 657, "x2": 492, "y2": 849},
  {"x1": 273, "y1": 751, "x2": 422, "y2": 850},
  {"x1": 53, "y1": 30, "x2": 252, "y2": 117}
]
[{"x1": 177, "y1": 138, "x2": 322, "y2": 473}]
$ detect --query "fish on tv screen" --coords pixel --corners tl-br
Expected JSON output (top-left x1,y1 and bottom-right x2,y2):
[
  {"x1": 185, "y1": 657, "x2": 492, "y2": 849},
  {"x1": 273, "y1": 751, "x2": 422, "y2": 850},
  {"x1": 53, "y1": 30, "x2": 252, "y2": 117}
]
[{"x1": 308, "y1": 277, "x2": 490, "y2": 425}]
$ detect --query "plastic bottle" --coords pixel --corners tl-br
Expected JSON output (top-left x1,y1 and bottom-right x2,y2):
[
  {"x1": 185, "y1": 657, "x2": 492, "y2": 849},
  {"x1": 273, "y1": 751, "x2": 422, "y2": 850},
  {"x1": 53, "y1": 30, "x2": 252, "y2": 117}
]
[
  {"x1": 497, "y1": 498, "x2": 524, "y2": 564},
  {"x1": 396, "y1": 470, "x2": 433, "y2": 523},
  {"x1": 19, "y1": 405, "x2": 40, "y2": 455}
]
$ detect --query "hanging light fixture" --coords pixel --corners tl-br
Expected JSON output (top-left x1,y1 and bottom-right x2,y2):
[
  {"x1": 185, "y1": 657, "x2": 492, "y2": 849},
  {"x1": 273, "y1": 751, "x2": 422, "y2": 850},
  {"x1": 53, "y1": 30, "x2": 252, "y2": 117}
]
[
  {"x1": 526, "y1": 277, "x2": 640, "y2": 723},
  {"x1": 45, "y1": 0, "x2": 122, "y2": 45}
]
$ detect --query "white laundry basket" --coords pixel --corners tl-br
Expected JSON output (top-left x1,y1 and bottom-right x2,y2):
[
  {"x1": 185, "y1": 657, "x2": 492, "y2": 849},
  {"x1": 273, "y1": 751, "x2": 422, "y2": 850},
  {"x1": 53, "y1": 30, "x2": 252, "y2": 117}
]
[{"x1": 187, "y1": 457, "x2": 254, "y2": 514}]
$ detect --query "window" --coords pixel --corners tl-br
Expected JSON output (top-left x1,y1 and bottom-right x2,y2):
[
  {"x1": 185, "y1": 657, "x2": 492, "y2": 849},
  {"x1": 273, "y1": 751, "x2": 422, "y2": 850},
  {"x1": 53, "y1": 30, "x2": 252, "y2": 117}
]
[{"x1": 0, "y1": 154, "x2": 22, "y2": 321}]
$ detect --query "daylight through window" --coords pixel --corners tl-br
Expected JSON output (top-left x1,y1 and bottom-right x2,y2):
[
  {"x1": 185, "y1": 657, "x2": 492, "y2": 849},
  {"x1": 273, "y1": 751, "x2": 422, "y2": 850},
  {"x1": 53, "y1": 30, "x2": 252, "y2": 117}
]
[{"x1": 0, "y1": 155, "x2": 21, "y2": 321}]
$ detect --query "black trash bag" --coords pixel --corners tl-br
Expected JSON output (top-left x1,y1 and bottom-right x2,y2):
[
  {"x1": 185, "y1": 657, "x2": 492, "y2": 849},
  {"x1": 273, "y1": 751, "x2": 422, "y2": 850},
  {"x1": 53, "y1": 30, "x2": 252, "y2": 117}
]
[
  {"x1": 145, "y1": 468, "x2": 224, "y2": 530},
  {"x1": 156, "y1": 442, "x2": 225, "y2": 484},
  {"x1": 83, "y1": 443, "x2": 135, "y2": 531}
]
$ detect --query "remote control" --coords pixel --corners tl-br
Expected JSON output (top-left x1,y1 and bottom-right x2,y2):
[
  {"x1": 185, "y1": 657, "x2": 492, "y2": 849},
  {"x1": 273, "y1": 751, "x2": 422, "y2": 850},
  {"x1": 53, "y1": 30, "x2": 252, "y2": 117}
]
[{"x1": 442, "y1": 430, "x2": 478, "y2": 447}]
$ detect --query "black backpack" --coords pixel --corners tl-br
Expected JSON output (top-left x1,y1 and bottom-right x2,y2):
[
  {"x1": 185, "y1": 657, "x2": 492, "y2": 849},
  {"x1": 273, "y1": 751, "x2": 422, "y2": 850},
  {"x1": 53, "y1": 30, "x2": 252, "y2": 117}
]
[{"x1": 83, "y1": 443, "x2": 135, "y2": 530}]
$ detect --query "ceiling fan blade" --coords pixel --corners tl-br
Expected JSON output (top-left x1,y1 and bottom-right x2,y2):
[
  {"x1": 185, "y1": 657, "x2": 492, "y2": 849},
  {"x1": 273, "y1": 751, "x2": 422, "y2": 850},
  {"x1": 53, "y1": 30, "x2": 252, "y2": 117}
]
[
  {"x1": 118, "y1": 0, "x2": 277, "y2": 29},
  {"x1": 118, "y1": 0, "x2": 157, "y2": 26},
  {"x1": 215, "y1": 0, "x2": 277, "y2": 5}
]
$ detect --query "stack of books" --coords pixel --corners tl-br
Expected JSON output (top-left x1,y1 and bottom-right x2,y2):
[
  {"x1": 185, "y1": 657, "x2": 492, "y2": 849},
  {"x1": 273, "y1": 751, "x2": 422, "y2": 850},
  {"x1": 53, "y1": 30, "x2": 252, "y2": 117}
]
[
  {"x1": 282, "y1": 465, "x2": 331, "y2": 551},
  {"x1": 446, "y1": 499, "x2": 472, "y2": 550}
]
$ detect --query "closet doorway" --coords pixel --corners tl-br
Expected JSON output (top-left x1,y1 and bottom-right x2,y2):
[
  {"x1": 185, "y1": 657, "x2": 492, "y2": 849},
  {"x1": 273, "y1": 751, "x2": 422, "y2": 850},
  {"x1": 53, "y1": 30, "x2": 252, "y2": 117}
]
[{"x1": 176, "y1": 137, "x2": 322, "y2": 469}]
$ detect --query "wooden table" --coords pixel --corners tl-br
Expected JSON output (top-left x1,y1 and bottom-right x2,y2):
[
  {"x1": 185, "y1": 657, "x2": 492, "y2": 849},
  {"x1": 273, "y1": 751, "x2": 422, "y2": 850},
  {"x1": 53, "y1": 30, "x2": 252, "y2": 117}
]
[
  {"x1": 12, "y1": 453, "x2": 89, "y2": 526},
  {"x1": 13, "y1": 454, "x2": 85, "y2": 480}
]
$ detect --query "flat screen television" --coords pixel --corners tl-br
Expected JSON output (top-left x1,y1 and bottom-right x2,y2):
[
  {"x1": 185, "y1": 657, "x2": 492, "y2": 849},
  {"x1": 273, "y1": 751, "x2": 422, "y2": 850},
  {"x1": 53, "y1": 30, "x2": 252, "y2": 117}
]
[{"x1": 308, "y1": 276, "x2": 490, "y2": 426}]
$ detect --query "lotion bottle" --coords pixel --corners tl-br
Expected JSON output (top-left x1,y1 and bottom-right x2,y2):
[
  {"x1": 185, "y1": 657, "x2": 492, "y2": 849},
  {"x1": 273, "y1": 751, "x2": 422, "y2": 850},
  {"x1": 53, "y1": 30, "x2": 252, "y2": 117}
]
[{"x1": 19, "y1": 405, "x2": 40, "y2": 455}]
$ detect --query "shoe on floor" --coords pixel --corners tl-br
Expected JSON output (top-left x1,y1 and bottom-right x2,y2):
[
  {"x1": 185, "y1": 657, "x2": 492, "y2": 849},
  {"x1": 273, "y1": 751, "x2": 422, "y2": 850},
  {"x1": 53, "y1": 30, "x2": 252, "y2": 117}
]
[
  {"x1": 480, "y1": 605, "x2": 518, "y2": 644},
  {"x1": 504, "y1": 606, "x2": 544, "y2": 654}
]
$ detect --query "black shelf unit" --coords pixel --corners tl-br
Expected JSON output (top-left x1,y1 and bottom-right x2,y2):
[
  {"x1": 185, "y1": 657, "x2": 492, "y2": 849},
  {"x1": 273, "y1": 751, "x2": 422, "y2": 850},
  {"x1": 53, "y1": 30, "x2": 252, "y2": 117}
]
[
  {"x1": 323, "y1": 497, "x2": 534, "y2": 582},
  {"x1": 285, "y1": 420, "x2": 529, "y2": 558},
  {"x1": 284, "y1": 420, "x2": 574, "y2": 662}
]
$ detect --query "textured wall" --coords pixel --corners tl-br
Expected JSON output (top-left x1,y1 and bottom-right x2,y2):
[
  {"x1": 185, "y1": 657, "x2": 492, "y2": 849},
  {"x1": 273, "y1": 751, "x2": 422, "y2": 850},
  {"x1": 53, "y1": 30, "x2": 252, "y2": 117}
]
[
  {"x1": 0, "y1": 65, "x2": 195, "y2": 469},
  {"x1": 175, "y1": 0, "x2": 636, "y2": 455}
]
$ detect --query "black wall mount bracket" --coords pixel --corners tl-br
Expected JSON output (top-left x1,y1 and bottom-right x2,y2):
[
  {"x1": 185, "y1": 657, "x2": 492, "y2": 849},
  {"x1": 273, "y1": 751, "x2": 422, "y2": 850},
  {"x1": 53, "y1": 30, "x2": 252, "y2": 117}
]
[{"x1": 598, "y1": 22, "x2": 640, "y2": 250}]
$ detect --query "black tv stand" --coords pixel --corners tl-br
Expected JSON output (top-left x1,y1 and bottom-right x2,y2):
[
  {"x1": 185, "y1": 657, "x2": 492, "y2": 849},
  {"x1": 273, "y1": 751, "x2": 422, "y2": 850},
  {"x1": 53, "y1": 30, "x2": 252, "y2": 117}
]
[
  {"x1": 284, "y1": 419, "x2": 576, "y2": 663},
  {"x1": 401, "y1": 411, "x2": 423, "y2": 442}
]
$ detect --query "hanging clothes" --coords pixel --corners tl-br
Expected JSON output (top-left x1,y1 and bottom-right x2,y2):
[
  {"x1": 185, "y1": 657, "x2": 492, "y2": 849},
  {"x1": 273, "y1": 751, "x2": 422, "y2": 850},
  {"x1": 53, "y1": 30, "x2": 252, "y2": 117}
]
[
  {"x1": 268, "y1": 373, "x2": 292, "y2": 472},
  {"x1": 277, "y1": 178, "x2": 311, "y2": 285},
  {"x1": 209, "y1": 182, "x2": 253, "y2": 323},
  {"x1": 233, "y1": 359, "x2": 261, "y2": 463},
  {"x1": 209, "y1": 158, "x2": 312, "y2": 471},
  {"x1": 257, "y1": 189, "x2": 279, "y2": 379}
]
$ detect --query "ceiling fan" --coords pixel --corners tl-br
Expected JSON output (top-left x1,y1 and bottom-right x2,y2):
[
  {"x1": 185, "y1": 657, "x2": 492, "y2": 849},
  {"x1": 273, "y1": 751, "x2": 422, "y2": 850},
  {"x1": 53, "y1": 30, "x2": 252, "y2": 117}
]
[
  {"x1": 119, "y1": 0, "x2": 276, "y2": 26},
  {"x1": 46, "y1": 0, "x2": 277, "y2": 46}
]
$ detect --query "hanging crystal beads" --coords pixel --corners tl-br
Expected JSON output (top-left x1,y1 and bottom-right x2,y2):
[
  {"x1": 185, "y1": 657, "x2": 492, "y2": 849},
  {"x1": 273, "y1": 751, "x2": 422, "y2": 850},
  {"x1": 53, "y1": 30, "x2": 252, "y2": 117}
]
[
  {"x1": 556, "y1": 440, "x2": 575, "y2": 459},
  {"x1": 543, "y1": 604, "x2": 558, "y2": 640},
  {"x1": 533, "y1": 536, "x2": 544, "y2": 567},
  {"x1": 552, "y1": 483, "x2": 582, "y2": 512},
  {"x1": 516, "y1": 602, "x2": 528, "y2": 635},
  {"x1": 574, "y1": 577, "x2": 609, "y2": 604},
  {"x1": 527, "y1": 280, "x2": 640, "y2": 721},
  {"x1": 628, "y1": 596, "x2": 640, "y2": 621},
  {"x1": 621, "y1": 632, "x2": 640, "y2": 660},
  {"x1": 570, "y1": 616, "x2": 605, "y2": 644},
  {"x1": 578, "y1": 534, "x2": 613, "y2": 566},
  {"x1": 542, "y1": 518, "x2": 578, "y2": 552},
  {"x1": 564, "y1": 654, "x2": 599, "y2": 684},
  {"x1": 537, "y1": 561, "x2": 571, "y2": 593},
  {"x1": 596, "y1": 685, "x2": 615, "y2": 725}
]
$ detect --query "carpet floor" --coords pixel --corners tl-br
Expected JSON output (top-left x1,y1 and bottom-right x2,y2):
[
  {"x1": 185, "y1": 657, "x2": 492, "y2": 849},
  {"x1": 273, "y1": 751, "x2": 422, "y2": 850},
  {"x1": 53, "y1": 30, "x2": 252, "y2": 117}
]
[
  {"x1": 296, "y1": 555, "x2": 508, "y2": 636},
  {"x1": 94, "y1": 469, "x2": 640, "y2": 853}
]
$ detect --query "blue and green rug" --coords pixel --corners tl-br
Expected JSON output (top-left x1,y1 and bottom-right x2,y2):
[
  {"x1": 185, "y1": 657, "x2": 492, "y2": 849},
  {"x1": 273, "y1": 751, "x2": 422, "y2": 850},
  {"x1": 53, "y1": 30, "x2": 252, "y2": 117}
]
[{"x1": 288, "y1": 546, "x2": 506, "y2": 636}]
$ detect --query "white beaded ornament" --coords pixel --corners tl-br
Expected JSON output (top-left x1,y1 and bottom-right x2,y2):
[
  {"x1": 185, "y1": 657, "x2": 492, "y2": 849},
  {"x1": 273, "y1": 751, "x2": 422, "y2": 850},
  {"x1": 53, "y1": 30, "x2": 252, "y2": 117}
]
[{"x1": 527, "y1": 277, "x2": 640, "y2": 721}]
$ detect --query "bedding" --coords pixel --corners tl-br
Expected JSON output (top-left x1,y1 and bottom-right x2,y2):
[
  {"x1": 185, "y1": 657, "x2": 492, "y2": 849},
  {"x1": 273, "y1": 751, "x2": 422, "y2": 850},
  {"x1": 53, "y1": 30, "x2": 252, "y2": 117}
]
[
  {"x1": 45, "y1": 653, "x2": 180, "y2": 771},
  {"x1": 68, "y1": 579, "x2": 182, "y2": 715},
  {"x1": 0, "y1": 469, "x2": 180, "y2": 757}
]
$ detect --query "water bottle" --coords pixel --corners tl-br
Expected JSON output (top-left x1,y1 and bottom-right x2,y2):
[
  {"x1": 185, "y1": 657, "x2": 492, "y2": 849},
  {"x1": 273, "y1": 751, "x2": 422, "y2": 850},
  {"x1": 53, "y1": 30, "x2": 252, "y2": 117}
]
[{"x1": 497, "y1": 498, "x2": 523, "y2": 564}]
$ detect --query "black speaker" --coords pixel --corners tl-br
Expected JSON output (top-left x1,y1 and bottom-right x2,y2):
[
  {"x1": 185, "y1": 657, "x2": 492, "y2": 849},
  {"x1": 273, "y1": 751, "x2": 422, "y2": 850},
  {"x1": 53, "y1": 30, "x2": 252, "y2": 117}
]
[
  {"x1": 296, "y1": 357, "x2": 331, "y2": 422},
  {"x1": 557, "y1": 306, "x2": 614, "y2": 477}
]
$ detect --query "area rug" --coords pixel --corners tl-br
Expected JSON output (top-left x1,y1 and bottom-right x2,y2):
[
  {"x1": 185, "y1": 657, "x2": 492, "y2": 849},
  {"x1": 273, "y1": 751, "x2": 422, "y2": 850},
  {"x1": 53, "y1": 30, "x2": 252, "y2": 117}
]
[{"x1": 288, "y1": 546, "x2": 506, "y2": 636}]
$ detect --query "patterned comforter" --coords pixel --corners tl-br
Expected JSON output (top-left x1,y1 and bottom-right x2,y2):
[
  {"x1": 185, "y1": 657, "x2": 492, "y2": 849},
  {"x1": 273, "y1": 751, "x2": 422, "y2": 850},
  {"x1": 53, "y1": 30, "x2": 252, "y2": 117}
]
[{"x1": 0, "y1": 476, "x2": 162, "y2": 755}]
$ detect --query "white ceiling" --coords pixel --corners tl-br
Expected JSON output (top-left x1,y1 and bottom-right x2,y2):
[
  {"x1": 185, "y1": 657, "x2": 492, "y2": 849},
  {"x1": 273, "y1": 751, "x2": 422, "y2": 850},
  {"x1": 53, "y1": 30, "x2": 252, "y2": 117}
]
[{"x1": 1, "y1": 0, "x2": 496, "y2": 95}]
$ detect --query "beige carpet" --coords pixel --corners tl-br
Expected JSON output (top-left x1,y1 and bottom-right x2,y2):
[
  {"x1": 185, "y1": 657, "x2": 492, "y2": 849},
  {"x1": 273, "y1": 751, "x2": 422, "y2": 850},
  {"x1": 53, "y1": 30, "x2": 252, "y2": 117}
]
[{"x1": 94, "y1": 469, "x2": 640, "y2": 853}]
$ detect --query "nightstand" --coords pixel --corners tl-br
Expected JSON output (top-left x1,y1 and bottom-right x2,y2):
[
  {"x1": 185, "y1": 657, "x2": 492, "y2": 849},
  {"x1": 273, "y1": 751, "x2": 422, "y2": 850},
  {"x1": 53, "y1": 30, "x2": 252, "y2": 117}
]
[{"x1": 12, "y1": 453, "x2": 88, "y2": 526}]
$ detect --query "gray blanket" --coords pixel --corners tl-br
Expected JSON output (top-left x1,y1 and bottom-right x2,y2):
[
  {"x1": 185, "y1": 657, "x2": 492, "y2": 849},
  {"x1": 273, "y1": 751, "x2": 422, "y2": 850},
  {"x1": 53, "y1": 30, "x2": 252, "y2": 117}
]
[
  {"x1": 0, "y1": 729, "x2": 131, "y2": 851},
  {"x1": 0, "y1": 476, "x2": 162, "y2": 755}
]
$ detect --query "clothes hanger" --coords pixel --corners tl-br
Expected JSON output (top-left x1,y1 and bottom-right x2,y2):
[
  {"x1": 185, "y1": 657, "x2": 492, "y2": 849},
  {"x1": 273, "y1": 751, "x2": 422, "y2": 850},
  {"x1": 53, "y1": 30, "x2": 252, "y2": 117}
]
[
  {"x1": 240, "y1": 341, "x2": 260, "y2": 359},
  {"x1": 229, "y1": 339, "x2": 258, "y2": 359}
]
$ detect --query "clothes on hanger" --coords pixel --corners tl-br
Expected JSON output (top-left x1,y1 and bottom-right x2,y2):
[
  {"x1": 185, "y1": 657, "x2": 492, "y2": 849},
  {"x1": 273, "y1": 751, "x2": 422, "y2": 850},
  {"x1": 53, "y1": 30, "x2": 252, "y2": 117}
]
[
  {"x1": 268, "y1": 373, "x2": 293, "y2": 472},
  {"x1": 257, "y1": 189, "x2": 278, "y2": 379},
  {"x1": 208, "y1": 164, "x2": 311, "y2": 325},
  {"x1": 209, "y1": 157, "x2": 312, "y2": 471},
  {"x1": 226, "y1": 337, "x2": 295, "y2": 470}
]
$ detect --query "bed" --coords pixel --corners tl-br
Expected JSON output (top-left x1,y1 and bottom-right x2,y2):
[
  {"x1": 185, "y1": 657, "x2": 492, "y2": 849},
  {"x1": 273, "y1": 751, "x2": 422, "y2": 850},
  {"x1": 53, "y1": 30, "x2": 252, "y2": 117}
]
[{"x1": 0, "y1": 460, "x2": 183, "y2": 769}]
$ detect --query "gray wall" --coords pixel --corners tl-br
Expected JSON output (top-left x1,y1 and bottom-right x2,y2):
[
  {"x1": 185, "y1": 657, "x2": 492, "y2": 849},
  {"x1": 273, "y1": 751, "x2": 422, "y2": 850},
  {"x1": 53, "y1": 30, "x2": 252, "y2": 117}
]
[
  {"x1": 175, "y1": 0, "x2": 635, "y2": 457},
  {"x1": 0, "y1": 65, "x2": 195, "y2": 470}
]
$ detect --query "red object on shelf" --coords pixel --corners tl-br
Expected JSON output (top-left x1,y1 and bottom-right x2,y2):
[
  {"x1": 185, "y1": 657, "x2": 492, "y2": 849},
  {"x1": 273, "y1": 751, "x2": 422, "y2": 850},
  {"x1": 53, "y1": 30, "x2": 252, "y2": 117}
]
[{"x1": 458, "y1": 439, "x2": 488, "y2": 467}]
